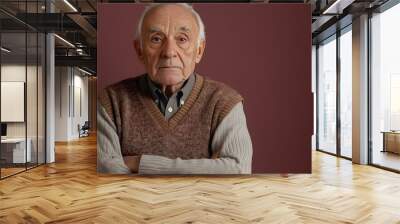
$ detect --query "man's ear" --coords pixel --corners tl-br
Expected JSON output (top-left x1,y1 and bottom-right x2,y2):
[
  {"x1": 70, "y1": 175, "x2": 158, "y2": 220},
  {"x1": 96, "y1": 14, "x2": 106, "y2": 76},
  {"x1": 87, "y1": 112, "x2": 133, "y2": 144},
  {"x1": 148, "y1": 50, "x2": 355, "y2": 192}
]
[
  {"x1": 195, "y1": 40, "x2": 206, "y2": 63},
  {"x1": 134, "y1": 39, "x2": 144, "y2": 62}
]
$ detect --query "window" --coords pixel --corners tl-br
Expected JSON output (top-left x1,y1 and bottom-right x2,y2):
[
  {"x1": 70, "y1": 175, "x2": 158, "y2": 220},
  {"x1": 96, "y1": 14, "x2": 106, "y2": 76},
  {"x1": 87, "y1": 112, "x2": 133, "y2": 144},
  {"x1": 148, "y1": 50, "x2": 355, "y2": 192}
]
[
  {"x1": 370, "y1": 2, "x2": 400, "y2": 171},
  {"x1": 317, "y1": 35, "x2": 337, "y2": 154},
  {"x1": 339, "y1": 28, "x2": 352, "y2": 158}
]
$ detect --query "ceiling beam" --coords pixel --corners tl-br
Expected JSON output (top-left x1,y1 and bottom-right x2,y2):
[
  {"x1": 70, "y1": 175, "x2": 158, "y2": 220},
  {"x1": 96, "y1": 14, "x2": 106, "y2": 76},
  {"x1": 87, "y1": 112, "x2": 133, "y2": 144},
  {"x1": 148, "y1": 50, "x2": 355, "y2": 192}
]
[{"x1": 55, "y1": 55, "x2": 96, "y2": 69}]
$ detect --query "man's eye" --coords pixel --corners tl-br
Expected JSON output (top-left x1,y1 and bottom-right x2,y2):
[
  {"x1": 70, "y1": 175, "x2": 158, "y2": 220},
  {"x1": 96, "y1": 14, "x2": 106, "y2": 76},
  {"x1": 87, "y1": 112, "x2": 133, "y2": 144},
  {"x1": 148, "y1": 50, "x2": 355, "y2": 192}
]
[
  {"x1": 178, "y1": 37, "x2": 187, "y2": 43},
  {"x1": 151, "y1": 36, "x2": 162, "y2": 43}
]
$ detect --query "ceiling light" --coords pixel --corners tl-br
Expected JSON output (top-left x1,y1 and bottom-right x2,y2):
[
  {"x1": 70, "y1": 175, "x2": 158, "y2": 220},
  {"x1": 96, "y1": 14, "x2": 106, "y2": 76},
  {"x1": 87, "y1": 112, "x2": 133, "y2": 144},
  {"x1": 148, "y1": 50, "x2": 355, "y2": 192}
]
[
  {"x1": 54, "y1": 34, "x2": 75, "y2": 48},
  {"x1": 78, "y1": 67, "x2": 93, "y2": 76},
  {"x1": 1, "y1": 47, "x2": 11, "y2": 53},
  {"x1": 63, "y1": 0, "x2": 78, "y2": 12},
  {"x1": 323, "y1": 0, "x2": 355, "y2": 15}
]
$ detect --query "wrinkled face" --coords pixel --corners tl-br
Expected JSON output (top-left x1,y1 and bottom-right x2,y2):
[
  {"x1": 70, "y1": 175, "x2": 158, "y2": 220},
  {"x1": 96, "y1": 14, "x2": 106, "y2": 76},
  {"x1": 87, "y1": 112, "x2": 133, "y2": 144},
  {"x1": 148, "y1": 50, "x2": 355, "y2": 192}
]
[{"x1": 134, "y1": 5, "x2": 205, "y2": 86}]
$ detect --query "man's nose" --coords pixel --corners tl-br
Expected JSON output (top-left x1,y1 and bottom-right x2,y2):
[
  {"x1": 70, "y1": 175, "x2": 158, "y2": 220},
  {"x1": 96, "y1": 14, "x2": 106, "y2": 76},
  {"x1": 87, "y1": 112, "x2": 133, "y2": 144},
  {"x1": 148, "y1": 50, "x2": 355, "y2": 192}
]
[{"x1": 161, "y1": 38, "x2": 177, "y2": 58}]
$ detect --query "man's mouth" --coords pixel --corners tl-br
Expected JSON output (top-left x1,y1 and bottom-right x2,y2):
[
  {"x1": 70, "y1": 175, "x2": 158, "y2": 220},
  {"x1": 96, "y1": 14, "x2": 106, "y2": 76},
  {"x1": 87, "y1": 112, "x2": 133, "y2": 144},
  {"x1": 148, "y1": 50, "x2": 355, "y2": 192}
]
[{"x1": 158, "y1": 66, "x2": 181, "y2": 69}]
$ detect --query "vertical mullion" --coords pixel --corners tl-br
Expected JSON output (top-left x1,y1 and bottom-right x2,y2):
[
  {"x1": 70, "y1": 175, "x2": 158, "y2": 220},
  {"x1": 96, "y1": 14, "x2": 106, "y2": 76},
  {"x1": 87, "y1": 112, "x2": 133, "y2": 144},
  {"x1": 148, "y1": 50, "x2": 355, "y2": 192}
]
[
  {"x1": 337, "y1": 31, "x2": 341, "y2": 157},
  {"x1": 316, "y1": 44, "x2": 320, "y2": 150},
  {"x1": 25, "y1": 0, "x2": 28, "y2": 171},
  {"x1": 36, "y1": 0, "x2": 39, "y2": 167},
  {"x1": 367, "y1": 11, "x2": 373, "y2": 165},
  {"x1": 44, "y1": 0, "x2": 47, "y2": 164}
]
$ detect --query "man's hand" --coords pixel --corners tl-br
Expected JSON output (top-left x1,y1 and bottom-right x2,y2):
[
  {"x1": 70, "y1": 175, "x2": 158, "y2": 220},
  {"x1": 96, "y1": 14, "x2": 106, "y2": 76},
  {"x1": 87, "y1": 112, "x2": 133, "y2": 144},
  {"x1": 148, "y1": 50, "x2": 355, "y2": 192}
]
[{"x1": 123, "y1": 155, "x2": 141, "y2": 173}]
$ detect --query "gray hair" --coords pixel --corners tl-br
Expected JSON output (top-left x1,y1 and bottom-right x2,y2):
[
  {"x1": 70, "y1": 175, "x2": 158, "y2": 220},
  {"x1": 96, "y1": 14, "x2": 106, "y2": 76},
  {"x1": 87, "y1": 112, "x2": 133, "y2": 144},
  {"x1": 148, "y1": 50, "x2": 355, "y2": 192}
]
[{"x1": 135, "y1": 3, "x2": 206, "y2": 48}]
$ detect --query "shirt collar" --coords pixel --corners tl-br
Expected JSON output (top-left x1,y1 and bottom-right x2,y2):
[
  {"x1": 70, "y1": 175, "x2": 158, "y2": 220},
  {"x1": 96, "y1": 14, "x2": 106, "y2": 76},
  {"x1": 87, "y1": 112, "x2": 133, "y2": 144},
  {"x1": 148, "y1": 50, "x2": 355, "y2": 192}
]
[{"x1": 146, "y1": 73, "x2": 195, "y2": 102}]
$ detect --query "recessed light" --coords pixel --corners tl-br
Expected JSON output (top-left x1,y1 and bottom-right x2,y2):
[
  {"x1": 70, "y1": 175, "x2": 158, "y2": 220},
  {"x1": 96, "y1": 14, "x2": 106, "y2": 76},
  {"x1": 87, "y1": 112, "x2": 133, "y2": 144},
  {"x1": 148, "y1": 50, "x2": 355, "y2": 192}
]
[
  {"x1": 63, "y1": 0, "x2": 78, "y2": 12},
  {"x1": 54, "y1": 34, "x2": 75, "y2": 48},
  {"x1": 77, "y1": 67, "x2": 93, "y2": 76},
  {"x1": 1, "y1": 47, "x2": 11, "y2": 53}
]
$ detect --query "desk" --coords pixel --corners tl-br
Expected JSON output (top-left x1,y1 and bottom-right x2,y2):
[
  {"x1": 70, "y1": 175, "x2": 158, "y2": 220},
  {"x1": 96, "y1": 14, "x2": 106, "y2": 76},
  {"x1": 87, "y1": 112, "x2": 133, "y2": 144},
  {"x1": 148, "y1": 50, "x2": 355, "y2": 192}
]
[
  {"x1": 381, "y1": 131, "x2": 400, "y2": 154},
  {"x1": 1, "y1": 138, "x2": 31, "y2": 163}
]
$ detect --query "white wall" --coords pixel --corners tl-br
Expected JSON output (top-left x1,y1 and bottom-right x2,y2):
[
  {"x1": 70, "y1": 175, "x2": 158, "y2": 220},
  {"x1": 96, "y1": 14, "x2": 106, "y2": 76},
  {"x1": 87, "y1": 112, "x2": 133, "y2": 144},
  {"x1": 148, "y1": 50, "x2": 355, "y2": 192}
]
[
  {"x1": 1, "y1": 65, "x2": 26, "y2": 133},
  {"x1": 70, "y1": 72, "x2": 89, "y2": 139},
  {"x1": 55, "y1": 67, "x2": 89, "y2": 141},
  {"x1": 55, "y1": 67, "x2": 70, "y2": 141},
  {"x1": 1, "y1": 65, "x2": 39, "y2": 137}
]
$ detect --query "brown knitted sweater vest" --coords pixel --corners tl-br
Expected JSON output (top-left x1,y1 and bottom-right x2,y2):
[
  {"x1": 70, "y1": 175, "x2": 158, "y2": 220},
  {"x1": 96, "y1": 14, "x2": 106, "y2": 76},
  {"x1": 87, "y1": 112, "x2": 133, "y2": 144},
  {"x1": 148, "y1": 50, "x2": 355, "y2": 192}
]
[{"x1": 99, "y1": 74, "x2": 243, "y2": 159}]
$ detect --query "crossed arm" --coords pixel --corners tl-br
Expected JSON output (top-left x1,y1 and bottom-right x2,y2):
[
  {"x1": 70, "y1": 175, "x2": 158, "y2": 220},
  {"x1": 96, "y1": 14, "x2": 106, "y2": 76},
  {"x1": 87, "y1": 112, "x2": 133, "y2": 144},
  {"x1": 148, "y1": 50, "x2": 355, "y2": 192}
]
[{"x1": 97, "y1": 102, "x2": 253, "y2": 175}]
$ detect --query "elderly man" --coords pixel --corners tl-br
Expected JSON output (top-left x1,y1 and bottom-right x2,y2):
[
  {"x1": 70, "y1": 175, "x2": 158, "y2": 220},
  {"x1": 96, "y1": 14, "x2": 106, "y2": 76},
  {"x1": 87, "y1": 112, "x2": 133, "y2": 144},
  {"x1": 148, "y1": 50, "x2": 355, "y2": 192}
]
[{"x1": 98, "y1": 3, "x2": 253, "y2": 174}]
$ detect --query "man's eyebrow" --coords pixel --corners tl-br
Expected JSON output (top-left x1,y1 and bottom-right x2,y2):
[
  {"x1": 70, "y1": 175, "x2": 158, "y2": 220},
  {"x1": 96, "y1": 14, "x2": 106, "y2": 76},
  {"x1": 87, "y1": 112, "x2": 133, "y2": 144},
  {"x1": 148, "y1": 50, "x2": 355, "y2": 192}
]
[
  {"x1": 147, "y1": 26, "x2": 191, "y2": 34},
  {"x1": 178, "y1": 26, "x2": 191, "y2": 33},
  {"x1": 148, "y1": 27, "x2": 162, "y2": 34}
]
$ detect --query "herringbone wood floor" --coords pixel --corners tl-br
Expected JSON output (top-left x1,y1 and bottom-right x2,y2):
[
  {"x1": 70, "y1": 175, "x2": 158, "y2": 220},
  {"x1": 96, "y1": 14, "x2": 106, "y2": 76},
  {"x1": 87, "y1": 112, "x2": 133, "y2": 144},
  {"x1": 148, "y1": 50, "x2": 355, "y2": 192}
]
[{"x1": 0, "y1": 134, "x2": 400, "y2": 224}]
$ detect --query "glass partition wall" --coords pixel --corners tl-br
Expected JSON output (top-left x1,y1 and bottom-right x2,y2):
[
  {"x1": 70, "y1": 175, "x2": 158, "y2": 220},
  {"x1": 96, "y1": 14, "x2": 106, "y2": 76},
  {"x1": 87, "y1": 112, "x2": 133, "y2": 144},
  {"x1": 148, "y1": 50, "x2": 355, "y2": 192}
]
[
  {"x1": 0, "y1": 2, "x2": 46, "y2": 179},
  {"x1": 370, "y1": 2, "x2": 400, "y2": 172},
  {"x1": 316, "y1": 0, "x2": 400, "y2": 173},
  {"x1": 317, "y1": 35, "x2": 337, "y2": 155},
  {"x1": 316, "y1": 26, "x2": 352, "y2": 159},
  {"x1": 339, "y1": 27, "x2": 352, "y2": 159}
]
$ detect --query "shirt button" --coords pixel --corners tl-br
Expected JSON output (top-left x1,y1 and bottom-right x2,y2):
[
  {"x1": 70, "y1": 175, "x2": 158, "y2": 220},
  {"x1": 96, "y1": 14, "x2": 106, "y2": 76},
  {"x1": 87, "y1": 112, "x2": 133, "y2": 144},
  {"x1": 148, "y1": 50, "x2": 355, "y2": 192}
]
[{"x1": 168, "y1": 107, "x2": 173, "y2": 113}]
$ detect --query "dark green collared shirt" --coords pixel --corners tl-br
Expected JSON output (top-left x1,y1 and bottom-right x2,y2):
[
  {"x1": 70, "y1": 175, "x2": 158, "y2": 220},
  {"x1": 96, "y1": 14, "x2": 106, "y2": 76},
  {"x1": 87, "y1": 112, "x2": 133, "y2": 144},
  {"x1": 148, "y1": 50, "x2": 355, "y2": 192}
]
[{"x1": 146, "y1": 73, "x2": 195, "y2": 120}]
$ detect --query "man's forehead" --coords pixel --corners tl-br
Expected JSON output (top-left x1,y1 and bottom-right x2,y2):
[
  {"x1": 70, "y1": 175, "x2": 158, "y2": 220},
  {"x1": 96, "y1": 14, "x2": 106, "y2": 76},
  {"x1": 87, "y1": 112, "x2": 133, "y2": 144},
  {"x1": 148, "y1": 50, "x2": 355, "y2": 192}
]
[{"x1": 142, "y1": 5, "x2": 198, "y2": 33}]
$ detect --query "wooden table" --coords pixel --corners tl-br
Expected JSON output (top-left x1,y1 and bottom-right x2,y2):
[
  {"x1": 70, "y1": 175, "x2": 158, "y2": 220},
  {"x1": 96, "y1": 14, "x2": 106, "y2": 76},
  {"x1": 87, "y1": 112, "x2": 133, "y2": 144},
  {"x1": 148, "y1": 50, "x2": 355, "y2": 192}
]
[{"x1": 381, "y1": 131, "x2": 400, "y2": 154}]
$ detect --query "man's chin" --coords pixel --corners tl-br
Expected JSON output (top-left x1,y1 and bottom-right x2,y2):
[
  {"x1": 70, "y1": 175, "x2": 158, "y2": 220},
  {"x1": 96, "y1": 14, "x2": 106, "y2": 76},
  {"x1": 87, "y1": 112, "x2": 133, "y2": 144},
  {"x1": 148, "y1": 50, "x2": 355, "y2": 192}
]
[{"x1": 156, "y1": 72, "x2": 184, "y2": 86}]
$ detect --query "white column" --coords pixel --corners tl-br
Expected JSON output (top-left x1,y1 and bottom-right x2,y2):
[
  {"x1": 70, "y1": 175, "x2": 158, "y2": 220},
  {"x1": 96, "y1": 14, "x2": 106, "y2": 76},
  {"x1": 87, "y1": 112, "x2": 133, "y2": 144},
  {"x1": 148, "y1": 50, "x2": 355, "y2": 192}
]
[
  {"x1": 46, "y1": 1, "x2": 55, "y2": 163},
  {"x1": 46, "y1": 33, "x2": 55, "y2": 163},
  {"x1": 352, "y1": 14, "x2": 369, "y2": 164}
]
